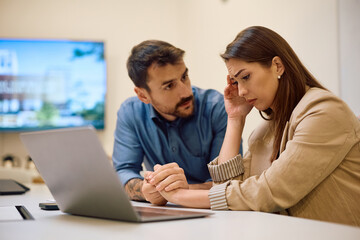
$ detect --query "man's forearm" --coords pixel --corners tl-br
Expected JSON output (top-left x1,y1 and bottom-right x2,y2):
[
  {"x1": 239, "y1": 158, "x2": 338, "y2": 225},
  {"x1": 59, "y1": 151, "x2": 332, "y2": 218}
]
[{"x1": 124, "y1": 178, "x2": 146, "y2": 201}]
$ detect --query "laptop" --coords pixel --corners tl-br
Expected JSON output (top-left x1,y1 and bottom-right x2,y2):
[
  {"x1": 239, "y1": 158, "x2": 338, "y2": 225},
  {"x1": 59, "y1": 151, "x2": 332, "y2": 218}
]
[{"x1": 20, "y1": 126, "x2": 212, "y2": 222}]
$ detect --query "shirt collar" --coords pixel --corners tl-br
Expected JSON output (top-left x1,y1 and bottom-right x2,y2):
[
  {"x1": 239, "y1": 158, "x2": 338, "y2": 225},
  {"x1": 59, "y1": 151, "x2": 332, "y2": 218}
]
[{"x1": 150, "y1": 105, "x2": 182, "y2": 127}]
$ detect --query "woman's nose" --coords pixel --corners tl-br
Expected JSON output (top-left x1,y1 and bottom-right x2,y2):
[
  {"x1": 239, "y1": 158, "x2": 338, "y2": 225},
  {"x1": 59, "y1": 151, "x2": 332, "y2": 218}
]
[{"x1": 238, "y1": 85, "x2": 247, "y2": 97}]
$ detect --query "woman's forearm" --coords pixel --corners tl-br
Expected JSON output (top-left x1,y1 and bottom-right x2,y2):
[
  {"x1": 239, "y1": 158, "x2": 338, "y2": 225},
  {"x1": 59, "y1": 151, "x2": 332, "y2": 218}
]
[
  {"x1": 171, "y1": 189, "x2": 211, "y2": 209},
  {"x1": 218, "y1": 117, "x2": 245, "y2": 164}
]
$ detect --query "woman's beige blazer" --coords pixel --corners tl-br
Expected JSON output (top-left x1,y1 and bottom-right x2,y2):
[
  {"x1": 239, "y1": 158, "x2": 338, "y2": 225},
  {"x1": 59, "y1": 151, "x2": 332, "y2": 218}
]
[{"x1": 208, "y1": 88, "x2": 360, "y2": 226}]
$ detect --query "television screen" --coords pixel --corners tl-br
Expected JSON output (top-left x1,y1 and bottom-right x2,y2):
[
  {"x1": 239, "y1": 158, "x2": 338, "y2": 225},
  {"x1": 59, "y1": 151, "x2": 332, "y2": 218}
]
[{"x1": 0, "y1": 38, "x2": 106, "y2": 131}]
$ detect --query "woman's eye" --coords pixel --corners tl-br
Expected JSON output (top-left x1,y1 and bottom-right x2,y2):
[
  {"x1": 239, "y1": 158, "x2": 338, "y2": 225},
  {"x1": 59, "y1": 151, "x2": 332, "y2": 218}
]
[
  {"x1": 231, "y1": 80, "x2": 238, "y2": 86},
  {"x1": 242, "y1": 74, "x2": 250, "y2": 80}
]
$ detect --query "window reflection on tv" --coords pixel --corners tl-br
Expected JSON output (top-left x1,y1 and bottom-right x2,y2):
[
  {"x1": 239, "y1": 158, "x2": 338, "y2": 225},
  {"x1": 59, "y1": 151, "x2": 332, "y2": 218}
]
[{"x1": 0, "y1": 39, "x2": 106, "y2": 131}]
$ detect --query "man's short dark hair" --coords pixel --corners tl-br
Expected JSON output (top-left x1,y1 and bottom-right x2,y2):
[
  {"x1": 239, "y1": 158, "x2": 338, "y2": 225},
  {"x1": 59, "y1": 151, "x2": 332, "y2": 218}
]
[{"x1": 126, "y1": 40, "x2": 185, "y2": 91}]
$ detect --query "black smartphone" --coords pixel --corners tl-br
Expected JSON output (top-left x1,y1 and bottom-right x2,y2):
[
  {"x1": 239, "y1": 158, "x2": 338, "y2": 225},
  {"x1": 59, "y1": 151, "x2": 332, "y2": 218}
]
[{"x1": 39, "y1": 202, "x2": 59, "y2": 210}]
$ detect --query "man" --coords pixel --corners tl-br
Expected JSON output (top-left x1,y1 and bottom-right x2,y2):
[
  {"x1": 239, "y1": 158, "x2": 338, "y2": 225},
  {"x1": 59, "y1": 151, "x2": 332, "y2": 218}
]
[{"x1": 112, "y1": 40, "x2": 242, "y2": 205}]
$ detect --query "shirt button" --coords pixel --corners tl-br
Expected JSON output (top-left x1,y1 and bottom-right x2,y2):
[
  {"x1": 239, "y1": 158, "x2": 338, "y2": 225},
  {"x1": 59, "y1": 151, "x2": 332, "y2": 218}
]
[{"x1": 172, "y1": 147, "x2": 176, "y2": 152}]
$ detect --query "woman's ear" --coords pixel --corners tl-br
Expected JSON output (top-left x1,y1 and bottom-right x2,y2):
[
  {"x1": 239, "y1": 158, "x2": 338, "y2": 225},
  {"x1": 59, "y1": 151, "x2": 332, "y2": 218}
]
[
  {"x1": 134, "y1": 87, "x2": 150, "y2": 104},
  {"x1": 272, "y1": 56, "x2": 285, "y2": 77}
]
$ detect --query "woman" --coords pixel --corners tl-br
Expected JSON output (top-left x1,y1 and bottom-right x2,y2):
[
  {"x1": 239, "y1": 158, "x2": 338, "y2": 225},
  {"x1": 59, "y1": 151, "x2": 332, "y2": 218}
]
[{"x1": 146, "y1": 26, "x2": 360, "y2": 226}]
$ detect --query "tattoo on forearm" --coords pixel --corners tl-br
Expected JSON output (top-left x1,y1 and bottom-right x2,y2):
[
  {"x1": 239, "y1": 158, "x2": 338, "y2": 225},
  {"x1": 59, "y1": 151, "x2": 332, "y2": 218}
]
[{"x1": 124, "y1": 178, "x2": 146, "y2": 201}]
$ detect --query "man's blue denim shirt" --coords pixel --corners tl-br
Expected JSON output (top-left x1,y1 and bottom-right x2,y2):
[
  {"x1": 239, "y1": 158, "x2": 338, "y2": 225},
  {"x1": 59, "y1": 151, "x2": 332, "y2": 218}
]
[{"x1": 112, "y1": 86, "x2": 243, "y2": 185}]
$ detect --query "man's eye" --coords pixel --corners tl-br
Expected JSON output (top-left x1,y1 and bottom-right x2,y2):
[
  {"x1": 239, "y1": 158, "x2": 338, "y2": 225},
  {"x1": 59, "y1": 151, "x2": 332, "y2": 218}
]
[
  {"x1": 165, "y1": 83, "x2": 174, "y2": 90},
  {"x1": 181, "y1": 74, "x2": 188, "y2": 81}
]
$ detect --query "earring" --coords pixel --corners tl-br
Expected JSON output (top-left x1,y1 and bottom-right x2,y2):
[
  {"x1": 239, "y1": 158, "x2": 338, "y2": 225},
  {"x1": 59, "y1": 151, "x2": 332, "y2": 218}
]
[{"x1": 277, "y1": 75, "x2": 281, "y2": 79}]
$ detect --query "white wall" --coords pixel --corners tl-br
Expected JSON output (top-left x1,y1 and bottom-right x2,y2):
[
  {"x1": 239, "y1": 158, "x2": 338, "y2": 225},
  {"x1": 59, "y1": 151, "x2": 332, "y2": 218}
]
[
  {"x1": 339, "y1": 0, "x2": 360, "y2": 116},
  {"x1": 0, "y1": 0, "x2": 339, "y2": 165}
]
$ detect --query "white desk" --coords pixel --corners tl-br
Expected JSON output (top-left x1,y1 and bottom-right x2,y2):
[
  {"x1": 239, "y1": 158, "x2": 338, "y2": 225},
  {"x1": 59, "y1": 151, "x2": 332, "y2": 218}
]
[{"x1": 1, "y1": 184, "x2": 359, "y2": 240}]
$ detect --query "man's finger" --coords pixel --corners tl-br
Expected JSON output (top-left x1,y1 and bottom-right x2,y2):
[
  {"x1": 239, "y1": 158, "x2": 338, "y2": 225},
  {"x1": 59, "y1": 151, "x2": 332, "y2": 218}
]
[
  {"x1": 143, "y1": 171, "x2": 153, "y2": 180},
  {"x1": 153, "y1": 164, "x2": 162, "y2": 171},
  {"x1": 163, "y1": 181, "x2": 185, "y2": 192},
  {"x1": 155, "y1": 174, "x2": 187, "y2": 191},
  {"x1": 150, "y1": 167, "x2": 184, "y2": 185},
  {"x1": 153, "y1": 162, "x2": 179, "y2": 173}
]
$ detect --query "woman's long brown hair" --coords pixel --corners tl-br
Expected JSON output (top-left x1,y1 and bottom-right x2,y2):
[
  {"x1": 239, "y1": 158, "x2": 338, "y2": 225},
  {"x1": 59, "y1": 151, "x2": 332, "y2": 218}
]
[{"x1": 221, "y1": 26, "x2": 326, "y2": 162}]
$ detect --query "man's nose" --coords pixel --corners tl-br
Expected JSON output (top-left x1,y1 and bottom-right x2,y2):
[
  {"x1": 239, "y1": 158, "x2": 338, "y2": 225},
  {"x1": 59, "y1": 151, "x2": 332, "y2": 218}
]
[{"x1": 179, "y1": 81, "x2": 192, "y2": 98}]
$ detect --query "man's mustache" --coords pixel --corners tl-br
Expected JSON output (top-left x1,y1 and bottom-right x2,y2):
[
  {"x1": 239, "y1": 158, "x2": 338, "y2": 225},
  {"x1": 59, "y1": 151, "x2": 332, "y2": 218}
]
[{"x1": 176, "y1": 95, "x2": 194, "y2": 108}]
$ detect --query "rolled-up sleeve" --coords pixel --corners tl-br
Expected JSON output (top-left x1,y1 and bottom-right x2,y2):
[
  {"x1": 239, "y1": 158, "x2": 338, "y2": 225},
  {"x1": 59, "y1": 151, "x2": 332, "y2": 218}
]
[
  {"x1": 208, "y1": 182, "x2": 230, "y2": 210},
  {"x1": 208, "y1": 155, "x2": 244, "y2": 183},
  {"x1": 207, "y1": 154, "x2": 245, "y2": 210}
]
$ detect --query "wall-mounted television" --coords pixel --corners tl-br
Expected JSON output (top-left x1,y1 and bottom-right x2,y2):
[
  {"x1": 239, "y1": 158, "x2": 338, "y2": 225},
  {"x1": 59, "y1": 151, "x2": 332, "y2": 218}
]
[{"x1": 0, "y1": 38, "x2": 106, "y2": 132}]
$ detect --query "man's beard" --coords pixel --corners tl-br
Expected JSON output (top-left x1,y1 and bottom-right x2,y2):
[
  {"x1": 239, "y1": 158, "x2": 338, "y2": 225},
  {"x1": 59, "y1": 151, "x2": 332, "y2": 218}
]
[
  {"x1": 152, "y1": 95, "x2": 195, "y2": 119},
  {"x1": 173, "y1": 95, "x2": 194, "y2": 118}
]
